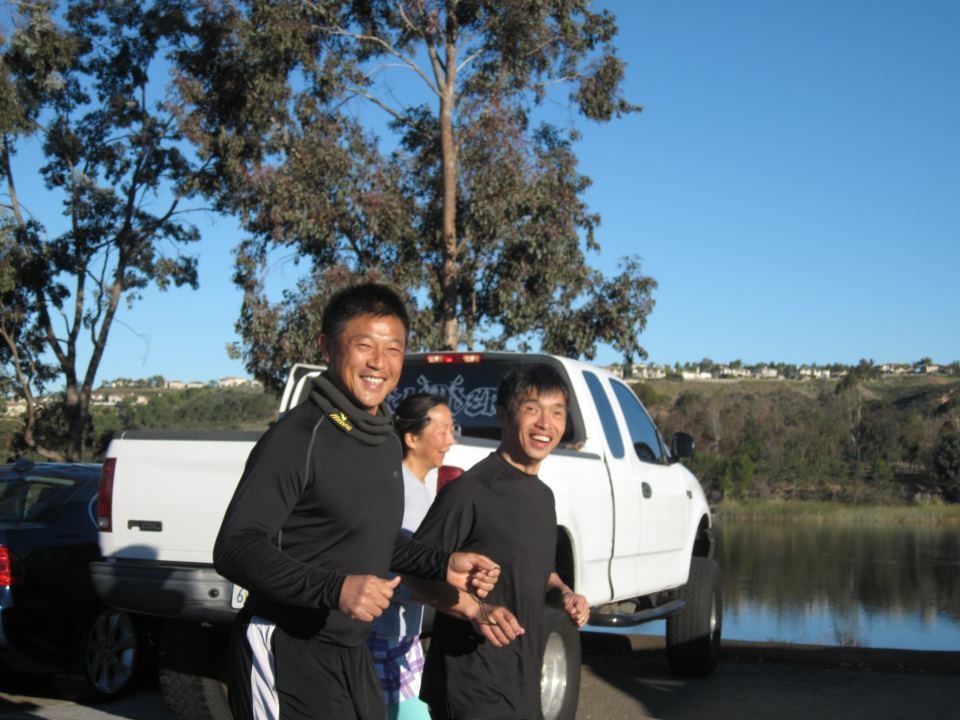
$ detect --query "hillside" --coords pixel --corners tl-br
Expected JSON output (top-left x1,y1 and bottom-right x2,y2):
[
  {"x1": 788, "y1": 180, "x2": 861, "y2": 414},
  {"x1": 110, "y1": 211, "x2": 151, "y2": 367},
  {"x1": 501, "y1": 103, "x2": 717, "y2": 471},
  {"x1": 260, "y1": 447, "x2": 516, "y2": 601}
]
[
  {"x1": 4, "y1": 375, "x2": 959, "y2": 505},
  {"x1": 1, "y1": 385, "x2": 279, "y2": 462},
  {"x1": 633, "y1": 375, "x2": 960, "y2": 504}
]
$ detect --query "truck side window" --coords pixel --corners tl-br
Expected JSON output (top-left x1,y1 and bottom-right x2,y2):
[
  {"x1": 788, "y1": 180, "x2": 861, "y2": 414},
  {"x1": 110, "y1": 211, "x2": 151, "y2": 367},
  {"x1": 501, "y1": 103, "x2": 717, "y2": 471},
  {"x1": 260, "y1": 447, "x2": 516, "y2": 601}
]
[
  {"x1": 610, "y1": 381, "x2": 665, "y2": 464},
  {"x1": 583, "y1": 372, "x2": 625, "y2": 459}
]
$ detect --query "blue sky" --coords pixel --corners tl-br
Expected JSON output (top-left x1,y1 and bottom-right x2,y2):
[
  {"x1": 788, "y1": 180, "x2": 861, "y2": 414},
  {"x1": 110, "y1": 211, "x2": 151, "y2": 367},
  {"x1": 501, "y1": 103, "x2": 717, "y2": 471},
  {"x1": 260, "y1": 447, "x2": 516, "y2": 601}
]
[{"x1": 11, "y1": 1, "x2": 960, "y2": 383}]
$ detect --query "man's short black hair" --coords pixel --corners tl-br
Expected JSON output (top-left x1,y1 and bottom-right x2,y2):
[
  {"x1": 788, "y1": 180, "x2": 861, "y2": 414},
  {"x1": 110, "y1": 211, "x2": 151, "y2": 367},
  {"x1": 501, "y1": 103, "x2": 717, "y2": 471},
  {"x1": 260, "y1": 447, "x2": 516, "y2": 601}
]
[
  {"x1": 321, "y1": 283, "x2": 410, "y2": 341},
  {"x1": 496, "y1": 363, "x2": 570, "y2": 416}
]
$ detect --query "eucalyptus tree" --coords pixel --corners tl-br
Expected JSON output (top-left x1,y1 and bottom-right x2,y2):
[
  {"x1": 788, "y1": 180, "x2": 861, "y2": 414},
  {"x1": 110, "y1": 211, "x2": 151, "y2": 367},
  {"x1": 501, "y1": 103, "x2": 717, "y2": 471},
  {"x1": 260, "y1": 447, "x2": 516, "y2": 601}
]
[
  {"x1": 0, "y1": 1, "x2": 200, "y2": 460},
  {"x1": 172, "y1": 0, "x2": 655, "y2": 389}
]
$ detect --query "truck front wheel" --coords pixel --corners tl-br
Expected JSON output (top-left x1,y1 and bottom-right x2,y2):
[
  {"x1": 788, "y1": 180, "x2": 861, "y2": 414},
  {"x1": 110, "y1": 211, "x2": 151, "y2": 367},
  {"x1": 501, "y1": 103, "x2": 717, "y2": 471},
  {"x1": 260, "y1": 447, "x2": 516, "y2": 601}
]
[
  {"x1": 158, "y1": 621, "x2": 232, "y2": 720},
  {"x1": 540, "y1": 605, "x2": 581, "y2": 720},
  {"x1": 666, "y1": 556, "x2": 722, "y2": 676}
]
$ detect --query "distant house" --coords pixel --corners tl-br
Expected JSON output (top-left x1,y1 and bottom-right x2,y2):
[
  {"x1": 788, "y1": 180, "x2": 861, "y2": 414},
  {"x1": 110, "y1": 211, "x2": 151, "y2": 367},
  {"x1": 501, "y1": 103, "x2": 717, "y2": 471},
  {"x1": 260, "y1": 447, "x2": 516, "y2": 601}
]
[
  {"x1": 880, "y1": 363, "x2": 910, "y2": 375},
  {"x1": 3, "y1": 400, "x2": 27, "y2": 417},
  {"x1": 752, "y1": 366, "x2": 780, "y2": 379},
  {"x1": 217, "y1": 376, "x2": 249, "y2": 388},
  {"x1": 166, "y1": 380, "x2": 205, "y2": 389},
  {"x1": 681, "y1": 370, "x2": 713, "y2": 381},
  {"x1": 717, "y1": 366, "x2": 751, "y2": 379},
  {"x1": 632, "y1": 364, "x2": 667, "y2": 380},
  {"x1": 799, "y1": 366, "x2": 830, "y2": 380}
]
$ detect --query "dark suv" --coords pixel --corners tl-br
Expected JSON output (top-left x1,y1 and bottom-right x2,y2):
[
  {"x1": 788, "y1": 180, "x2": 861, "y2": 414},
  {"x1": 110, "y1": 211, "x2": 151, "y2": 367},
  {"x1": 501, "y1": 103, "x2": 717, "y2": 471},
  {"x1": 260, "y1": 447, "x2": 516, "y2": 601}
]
[{"x1": 1, "y1": 459, "x2": 144, "y2": 698}]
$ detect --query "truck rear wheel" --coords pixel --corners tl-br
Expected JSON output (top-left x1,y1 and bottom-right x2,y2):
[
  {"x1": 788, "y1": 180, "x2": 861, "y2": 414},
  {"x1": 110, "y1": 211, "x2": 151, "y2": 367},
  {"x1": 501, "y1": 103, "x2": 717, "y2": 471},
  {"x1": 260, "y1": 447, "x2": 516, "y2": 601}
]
[
  {"x1": 541, "y1": 605, "x2": 581, "y2": 720},
  {"x1": 666, "y1": 556, "x2": 722, "y2": 676},
  {"x1": 158, "y1": 621, "x2": 232, "y2": 720}
]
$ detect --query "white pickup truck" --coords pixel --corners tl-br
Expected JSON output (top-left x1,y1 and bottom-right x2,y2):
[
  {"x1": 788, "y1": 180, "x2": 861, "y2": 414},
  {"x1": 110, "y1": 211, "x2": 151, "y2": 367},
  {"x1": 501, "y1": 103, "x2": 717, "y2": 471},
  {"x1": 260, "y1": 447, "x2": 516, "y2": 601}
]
[{"x1": 92, "y1": 352, "x2": 721, "y2": 720}]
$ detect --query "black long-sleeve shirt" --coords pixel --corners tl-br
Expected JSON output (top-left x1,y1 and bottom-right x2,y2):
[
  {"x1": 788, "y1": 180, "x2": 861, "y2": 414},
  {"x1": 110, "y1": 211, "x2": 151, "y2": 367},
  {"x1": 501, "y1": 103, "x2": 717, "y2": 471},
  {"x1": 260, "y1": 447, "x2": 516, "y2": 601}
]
[
  {"x1": 414, "y1": 452, "x2": 558, "y2": 720},
  {"x1": 214, "y1": 381, "x2": 449, "y2": 645}
]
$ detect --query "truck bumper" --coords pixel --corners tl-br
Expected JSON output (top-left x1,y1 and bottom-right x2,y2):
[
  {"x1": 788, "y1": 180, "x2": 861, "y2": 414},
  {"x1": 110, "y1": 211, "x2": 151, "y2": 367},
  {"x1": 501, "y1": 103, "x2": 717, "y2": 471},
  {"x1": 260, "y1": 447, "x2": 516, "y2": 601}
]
[{"x1": 90, "y1": 560, "x2": 238, "y2": 624}]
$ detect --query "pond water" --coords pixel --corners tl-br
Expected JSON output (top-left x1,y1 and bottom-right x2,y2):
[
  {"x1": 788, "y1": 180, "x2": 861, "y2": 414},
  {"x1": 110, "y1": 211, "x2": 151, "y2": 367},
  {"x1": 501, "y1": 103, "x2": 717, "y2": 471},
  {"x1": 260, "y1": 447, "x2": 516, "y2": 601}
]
[{"x1": 619, "y1": 520, "x2": 960, "y2": 652}]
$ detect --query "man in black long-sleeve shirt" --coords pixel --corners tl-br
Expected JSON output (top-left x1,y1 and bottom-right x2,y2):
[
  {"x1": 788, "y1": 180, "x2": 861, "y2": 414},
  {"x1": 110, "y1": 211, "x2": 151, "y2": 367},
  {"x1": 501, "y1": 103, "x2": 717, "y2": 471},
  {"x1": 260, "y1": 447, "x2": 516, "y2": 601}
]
[
  {"x1": 411, "y1": 364, "x2": 590, "y2": 720},
  {"x1": 214, "y1": 284, "x2": 500, "y2": 720}
]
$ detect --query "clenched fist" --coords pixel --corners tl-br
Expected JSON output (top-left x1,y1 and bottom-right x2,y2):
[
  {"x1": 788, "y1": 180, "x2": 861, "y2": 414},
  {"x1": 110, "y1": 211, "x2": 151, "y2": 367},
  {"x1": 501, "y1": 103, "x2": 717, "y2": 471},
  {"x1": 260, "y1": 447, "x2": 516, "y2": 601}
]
[{"x1": 339, "y1": 574, "x2": 401, "y2": 622}]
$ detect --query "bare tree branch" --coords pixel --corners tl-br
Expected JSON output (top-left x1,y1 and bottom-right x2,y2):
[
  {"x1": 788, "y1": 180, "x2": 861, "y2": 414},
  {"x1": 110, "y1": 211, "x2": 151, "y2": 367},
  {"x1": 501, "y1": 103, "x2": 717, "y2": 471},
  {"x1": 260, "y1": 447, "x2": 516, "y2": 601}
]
[
  {"x1": 319, "y1": 25, "x2": 440, "y2": 96},
  {"x1": 343, "y1": 86, "x2": 420, "y2": 130}
]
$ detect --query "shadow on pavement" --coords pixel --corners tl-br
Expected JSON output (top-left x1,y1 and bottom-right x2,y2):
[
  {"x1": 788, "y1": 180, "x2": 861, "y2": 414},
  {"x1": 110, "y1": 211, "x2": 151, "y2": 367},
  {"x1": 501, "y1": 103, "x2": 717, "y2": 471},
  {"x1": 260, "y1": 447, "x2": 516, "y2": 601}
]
[
  {"x1": 581, "y1": 632, "x2": 960, "y2": 674},
  {"x1": 0, "y1": 670, "x2": 166, "y2": 719},
  {"x1": 578, "y1": 632, "x2": 960, "y2": 720}
]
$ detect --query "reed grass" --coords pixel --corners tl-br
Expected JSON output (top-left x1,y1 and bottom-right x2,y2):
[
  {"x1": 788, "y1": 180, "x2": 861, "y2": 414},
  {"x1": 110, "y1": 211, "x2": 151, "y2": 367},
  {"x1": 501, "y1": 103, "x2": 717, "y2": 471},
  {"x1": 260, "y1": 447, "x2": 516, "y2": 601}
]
[{"x1": 714, "y1": 499, "x2": 960, "y2": 526}]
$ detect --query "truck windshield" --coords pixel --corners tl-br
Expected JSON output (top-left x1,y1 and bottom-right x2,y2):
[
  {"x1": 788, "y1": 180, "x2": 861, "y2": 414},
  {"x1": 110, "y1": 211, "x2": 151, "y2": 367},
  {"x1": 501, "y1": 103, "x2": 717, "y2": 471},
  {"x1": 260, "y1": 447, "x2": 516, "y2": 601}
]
[{"x1": 390, "y1": 356, "x2": 580, "y2": 444}]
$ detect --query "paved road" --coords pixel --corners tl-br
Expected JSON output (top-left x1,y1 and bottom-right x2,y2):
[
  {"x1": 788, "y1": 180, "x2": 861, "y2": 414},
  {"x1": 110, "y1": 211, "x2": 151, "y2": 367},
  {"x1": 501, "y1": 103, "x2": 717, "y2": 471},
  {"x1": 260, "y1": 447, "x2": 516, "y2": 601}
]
[
  {"x1": 577, "y1": 635, "x2": 959, "y2": 720},
  {"x1": 2, "y1": 636, "x2": 958, "y2": 719}
]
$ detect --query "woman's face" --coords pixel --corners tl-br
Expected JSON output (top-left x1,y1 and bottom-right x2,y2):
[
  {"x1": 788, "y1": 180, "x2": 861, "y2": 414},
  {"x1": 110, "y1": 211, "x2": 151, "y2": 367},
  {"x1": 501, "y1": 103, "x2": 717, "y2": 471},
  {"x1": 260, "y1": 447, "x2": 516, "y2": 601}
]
[{"x1": 407, "y1": 404, "x2": 456, "y2": 470}]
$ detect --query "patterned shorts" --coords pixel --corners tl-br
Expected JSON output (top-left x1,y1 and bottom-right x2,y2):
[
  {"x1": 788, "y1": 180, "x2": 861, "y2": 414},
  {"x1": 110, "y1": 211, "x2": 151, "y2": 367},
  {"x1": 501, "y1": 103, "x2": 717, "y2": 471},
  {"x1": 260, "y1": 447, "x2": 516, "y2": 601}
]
[{"x1": 366, "y1": 633, "x2": 426, "y2": 704}]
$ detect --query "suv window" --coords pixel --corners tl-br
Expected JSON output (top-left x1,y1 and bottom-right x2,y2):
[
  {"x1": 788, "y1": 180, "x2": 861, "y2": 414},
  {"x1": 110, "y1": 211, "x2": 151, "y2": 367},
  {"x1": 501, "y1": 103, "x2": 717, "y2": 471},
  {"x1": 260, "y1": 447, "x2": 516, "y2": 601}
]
[
  {"x1": 0, "y1": 473, "x2": 77, "y2": 521},
  {"x1": 610, "y1": 380, "x2": 665, "y2": 464}
]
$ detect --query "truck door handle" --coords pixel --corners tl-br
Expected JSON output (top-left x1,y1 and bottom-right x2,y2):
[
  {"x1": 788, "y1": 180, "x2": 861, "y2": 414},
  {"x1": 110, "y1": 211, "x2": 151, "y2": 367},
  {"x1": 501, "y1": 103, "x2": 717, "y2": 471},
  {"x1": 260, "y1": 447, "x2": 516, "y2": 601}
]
[{"x1": 641, "y1": 482, "x2": 652, "y2": 499}]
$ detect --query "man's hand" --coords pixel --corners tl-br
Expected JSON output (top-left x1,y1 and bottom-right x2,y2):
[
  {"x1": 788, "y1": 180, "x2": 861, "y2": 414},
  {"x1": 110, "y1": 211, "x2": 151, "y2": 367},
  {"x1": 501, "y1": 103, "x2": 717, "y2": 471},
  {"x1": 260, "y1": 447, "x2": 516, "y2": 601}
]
[
  {"x1": 468, "y1": 596, "x2": 525, "y2": 648},
  {"x1": 446, "y1": 552, "x2": 501, "y2": 598},
  {"x1": 338, "y1": 575, "x2": 401, "y2": 622},
  {"x1": 562, "y1": 590, "x2": 590, "y2": 628}
]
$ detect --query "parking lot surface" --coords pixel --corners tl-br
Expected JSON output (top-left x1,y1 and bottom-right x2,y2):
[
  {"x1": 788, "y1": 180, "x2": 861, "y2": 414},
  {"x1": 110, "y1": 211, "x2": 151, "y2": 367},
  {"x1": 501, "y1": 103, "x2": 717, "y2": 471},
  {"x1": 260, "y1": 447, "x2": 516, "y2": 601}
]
[{"x1": 2, "y1": 636, "x2": 958, "y2": 720}]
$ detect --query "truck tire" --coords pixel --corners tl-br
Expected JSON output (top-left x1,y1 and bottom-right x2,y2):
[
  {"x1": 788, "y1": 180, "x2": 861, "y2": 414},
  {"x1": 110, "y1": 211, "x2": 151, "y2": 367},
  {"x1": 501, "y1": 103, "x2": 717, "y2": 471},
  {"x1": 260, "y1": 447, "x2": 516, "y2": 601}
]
[
  {"x1": 666, "y1": 556, "x2": 722, "y2": 676},
  {"x1": 541, "y1": 606, "x2": 581, "y2": 720},
  {"x1": 158, "y1": 621, "x2": 232, "y2": 720}
]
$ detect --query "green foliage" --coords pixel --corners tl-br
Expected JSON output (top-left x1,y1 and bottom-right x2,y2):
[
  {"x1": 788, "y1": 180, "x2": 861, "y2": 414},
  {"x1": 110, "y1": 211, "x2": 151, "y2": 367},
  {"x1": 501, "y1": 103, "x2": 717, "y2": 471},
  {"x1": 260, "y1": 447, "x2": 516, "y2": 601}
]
[
  {"x1": 115, "y1": 387, "x2": 276, "y2": 433},
  {"x1": 1, "y1": 1, "x2": 202, "y2": 460},
  {"x1": 720, "y1": 450, "x2": 756, "y2": 499},
  {"x1": 170, "y1": 0, "x2": 650, "y2": 391},
  {"x1": 649, "y1": 376, "x2": 960, "y2": 504},
  {"x1": 933, "y1": 433, "x2": 960, "y2": 485},
  {"x1": 835, "y1": 357, "x2": 880, "y2": 395},
  {"x1": 630, "y1": 381, "x2": 664, "y2": 409},
  {"x1": 8, "y1": 392, "x2": 95, "y2": 458},
  {"x1": 1, "y1": 386, "x2": 277, "y2": 461}
]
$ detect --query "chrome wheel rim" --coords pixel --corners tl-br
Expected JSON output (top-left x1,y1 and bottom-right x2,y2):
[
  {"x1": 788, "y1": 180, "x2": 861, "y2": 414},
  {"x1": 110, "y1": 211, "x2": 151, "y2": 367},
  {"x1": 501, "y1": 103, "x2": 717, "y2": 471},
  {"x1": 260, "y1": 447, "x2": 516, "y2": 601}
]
[
  {"x1": 541, "y1": 630, "x2": 568, "y2": 720},
  {"x1": 85, "y1": 609, "x2": 137, "y2": 695}
]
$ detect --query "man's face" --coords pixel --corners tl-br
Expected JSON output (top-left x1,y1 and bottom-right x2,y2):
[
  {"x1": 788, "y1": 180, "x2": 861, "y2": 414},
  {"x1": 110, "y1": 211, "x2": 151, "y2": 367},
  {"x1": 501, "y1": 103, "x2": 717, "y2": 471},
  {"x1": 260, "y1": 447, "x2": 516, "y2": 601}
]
[
  {"x1": 498, "y1": 389, "x2": 567, "y2": 474},
  {"x1": 320, "y1": 313, "x2": 406, "y2": 414}
]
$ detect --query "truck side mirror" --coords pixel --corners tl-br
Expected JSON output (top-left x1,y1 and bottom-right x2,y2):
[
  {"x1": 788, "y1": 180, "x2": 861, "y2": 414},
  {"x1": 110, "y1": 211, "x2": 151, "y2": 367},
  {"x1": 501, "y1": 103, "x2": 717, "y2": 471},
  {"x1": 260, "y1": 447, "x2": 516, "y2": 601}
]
[{"x1": 670, "y1": 432, "x2": 695, "y2": 460}]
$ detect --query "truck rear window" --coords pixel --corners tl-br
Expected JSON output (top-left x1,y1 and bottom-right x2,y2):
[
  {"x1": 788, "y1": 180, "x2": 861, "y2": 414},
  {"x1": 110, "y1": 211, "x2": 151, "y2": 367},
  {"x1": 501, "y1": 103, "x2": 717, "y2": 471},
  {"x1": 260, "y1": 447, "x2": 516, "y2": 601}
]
[{"x1": 389, "y1": 355, "x2": 582, "y2": 444}]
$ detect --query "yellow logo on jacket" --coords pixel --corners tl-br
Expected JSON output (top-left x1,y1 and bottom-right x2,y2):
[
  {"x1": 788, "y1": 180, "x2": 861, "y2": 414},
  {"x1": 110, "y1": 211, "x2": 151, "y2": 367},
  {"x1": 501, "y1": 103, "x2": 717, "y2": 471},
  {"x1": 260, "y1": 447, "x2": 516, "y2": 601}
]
[{"x1": 329, "y1": 411, "x2": 353, "y2": 432}]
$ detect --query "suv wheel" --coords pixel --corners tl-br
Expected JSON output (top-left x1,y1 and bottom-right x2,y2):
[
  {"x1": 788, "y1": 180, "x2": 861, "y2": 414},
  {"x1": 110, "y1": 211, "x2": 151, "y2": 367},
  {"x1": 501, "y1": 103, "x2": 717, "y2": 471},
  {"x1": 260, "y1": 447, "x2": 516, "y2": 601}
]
[{"x1": 55, "y1": 606, "x2": 141, "y2": 700}]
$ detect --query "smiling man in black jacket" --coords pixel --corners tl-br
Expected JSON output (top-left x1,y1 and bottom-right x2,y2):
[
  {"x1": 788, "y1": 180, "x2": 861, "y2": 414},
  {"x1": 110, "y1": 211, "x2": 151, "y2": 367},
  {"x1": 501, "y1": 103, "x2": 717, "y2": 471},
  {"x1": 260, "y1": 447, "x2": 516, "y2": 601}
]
[{"x1": 213, "y1": 283, "x2": 500, "y2": 720}]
